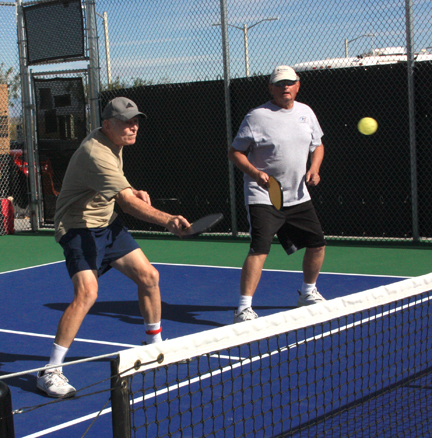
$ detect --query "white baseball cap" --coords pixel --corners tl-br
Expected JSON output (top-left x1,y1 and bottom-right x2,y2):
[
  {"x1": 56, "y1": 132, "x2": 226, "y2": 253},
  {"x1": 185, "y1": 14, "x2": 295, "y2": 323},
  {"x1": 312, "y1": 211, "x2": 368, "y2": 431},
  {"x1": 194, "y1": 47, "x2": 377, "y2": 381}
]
[{"x1": 269, "y1": 65, "x2": 300, "y2": 83}]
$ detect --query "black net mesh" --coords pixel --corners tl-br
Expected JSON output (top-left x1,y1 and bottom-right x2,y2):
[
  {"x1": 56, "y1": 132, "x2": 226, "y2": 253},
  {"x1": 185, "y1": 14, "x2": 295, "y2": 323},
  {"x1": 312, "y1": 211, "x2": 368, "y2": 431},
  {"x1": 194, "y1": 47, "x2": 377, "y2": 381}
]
[
  {"x1": 115, "y1": 288, "x2": 432, "y2": 437},
  {"x1": 23, "y1": 0, "x2": 85, "y2": 65}
]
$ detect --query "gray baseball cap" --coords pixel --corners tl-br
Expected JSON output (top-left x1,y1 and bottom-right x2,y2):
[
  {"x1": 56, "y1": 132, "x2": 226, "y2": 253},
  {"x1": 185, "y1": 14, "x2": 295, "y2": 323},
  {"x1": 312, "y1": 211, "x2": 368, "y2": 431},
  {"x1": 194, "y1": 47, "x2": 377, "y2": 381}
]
[{"x1": 102, "y1": 97, "x2": 146, "y2": 121}]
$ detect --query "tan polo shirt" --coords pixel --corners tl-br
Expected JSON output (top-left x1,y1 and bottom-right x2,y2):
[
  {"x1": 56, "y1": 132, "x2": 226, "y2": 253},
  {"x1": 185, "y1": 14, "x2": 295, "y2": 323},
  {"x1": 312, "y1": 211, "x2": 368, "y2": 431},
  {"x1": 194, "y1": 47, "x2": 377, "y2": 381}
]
[{"x1": 54, "y1": 128, "x2": 131, "y2": 242}]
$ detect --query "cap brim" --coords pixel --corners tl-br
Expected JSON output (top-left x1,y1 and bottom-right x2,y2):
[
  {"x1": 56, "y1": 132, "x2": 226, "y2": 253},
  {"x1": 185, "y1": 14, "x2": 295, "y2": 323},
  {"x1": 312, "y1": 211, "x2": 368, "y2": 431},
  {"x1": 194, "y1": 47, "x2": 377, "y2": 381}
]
[{"x1": 114, "y1": 110, "x2": 147, "y2": 121}]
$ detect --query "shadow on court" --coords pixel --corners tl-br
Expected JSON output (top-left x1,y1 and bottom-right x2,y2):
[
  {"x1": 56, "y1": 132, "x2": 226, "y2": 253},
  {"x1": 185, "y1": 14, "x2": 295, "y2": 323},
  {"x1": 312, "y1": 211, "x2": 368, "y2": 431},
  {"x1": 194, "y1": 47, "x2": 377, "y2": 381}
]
[{"x1": 44, "y1": 301, "x2": 295, "y2": 328}]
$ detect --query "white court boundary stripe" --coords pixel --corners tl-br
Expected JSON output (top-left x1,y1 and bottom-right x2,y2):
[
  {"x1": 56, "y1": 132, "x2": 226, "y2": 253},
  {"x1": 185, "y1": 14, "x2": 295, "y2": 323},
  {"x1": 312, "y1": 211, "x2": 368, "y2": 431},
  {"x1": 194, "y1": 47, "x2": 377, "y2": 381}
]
[
  {"x1": 0, "y1": 329, "x2": 138, "y2": 381},
  {"x1": 0, "y1": 259, "x2": 408, "y2": 279},
  {"x1": 0, "y1": 328, "x2": 137, "y2": 348},
  {"x1": 0, "y1": 260, "x2": 64, "y2": 275},
  {"x1": 21, "y1": 408, "x2": 113, "y2": 438},
  {"x1": 152, "y1": 262, "x2": 409, "y2": 278},
  {"x1": 25, "y1": 291, "x2": 425, "y2": 438}
]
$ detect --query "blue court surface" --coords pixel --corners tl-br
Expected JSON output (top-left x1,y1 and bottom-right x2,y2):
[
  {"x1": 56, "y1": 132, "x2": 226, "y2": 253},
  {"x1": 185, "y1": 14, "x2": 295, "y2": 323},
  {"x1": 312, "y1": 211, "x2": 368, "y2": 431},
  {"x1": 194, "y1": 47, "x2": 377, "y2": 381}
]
[{"x1": 0, "y1": 262, "x2": 406, "y2": 437}]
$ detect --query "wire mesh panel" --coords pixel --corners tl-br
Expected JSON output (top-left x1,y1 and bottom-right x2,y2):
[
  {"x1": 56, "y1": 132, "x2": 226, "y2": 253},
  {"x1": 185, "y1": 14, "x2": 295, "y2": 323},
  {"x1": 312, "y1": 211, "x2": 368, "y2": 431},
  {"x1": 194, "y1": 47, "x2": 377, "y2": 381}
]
[
  {"x1": 33, "y1": 77, "x2": 87, "y2": 223},
  {"x1": 0, "y1": 2, "x2": 30, "y2": 234},
  {"x1": 95, "y1": 0, "x2": 231, "y2": 234},
  {"x1": 92, "y1": 0, "x2": 432, "y2": 242},
  {"x1": 2, "y1": 0, "x2": 431, "y2": 241},
  {"x1": 23, "y1": 0, "x2": 86, "y2": 65}
]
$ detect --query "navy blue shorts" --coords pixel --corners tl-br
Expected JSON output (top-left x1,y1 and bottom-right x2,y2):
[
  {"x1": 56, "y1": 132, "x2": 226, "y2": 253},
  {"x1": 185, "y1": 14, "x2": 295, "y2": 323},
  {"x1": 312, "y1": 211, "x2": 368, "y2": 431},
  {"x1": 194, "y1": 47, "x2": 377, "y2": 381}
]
[
  {"x1": 59, "y1": 218, "x2": 140, "y2": 278},
  {"x1": 247, "y1": 201, "x2": 326, "y2": 255}
]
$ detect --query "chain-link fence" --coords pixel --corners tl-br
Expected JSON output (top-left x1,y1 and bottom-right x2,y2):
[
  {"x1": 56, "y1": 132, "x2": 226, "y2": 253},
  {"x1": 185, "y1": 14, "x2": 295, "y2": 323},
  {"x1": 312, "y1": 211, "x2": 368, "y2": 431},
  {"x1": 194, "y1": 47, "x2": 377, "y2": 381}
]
[
  {"x1": 95, "y1": 0, "x2": 432, "y2": 242},
  {"x1": 0, "y1": 1, "x2": 30, "y2": 234},
  {"x1": 1, "y1": 0, "x2": 431, "y2": 242}
]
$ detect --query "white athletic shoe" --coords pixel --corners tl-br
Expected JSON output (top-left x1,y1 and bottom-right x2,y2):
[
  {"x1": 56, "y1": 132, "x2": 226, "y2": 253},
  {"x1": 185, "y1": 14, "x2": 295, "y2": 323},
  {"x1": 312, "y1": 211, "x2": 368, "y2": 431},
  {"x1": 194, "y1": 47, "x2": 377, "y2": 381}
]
[
  {"x1": 297, "y1": 288, "x2": 326, "y2": 307},
  {"x1": 37, "y1": 366, "x2": 76, "y2": 398},
  {"x1": 233, "y1": 307, "x2": 258, "y2": 323}
]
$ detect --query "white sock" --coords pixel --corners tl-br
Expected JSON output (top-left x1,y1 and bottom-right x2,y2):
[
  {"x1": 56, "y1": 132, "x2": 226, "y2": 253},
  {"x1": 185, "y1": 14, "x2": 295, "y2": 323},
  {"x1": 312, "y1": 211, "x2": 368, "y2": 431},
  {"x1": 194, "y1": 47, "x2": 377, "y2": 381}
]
[
  {"x1": 145, "y1": 322, "x2": 162, "y2": 344},
  {"x1": 237, "y1": 295, "x2": 252, "y2": 313},
  {"x1": 48, "y1": 343, "x2": 68, "y2": 372},
  {"x1": 301, "y1": 282, "x2": 316, "y2": 295}
]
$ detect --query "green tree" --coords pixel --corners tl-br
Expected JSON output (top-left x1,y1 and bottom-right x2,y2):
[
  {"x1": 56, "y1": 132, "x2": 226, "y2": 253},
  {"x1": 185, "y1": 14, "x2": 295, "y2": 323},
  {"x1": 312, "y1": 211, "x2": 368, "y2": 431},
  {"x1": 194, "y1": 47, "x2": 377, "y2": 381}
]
[
  {"x1": 132, "y1": 77, "x2": 153, "y2": 87},
  {"x1": 0, "y1": 63, "x2": 20, "y2": 103},
  {"x1": 100, "y1": 76, "x2": 154, "y2": 91},
  {"x1": 100, "y1": 76, "x2": 129, "y2": 91}
]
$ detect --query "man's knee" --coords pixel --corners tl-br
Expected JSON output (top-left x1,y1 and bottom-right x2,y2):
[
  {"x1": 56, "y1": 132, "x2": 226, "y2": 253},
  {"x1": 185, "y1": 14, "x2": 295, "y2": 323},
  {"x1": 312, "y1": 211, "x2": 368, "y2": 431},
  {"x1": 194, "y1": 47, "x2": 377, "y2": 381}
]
[
  {"x1": 305, "y1": 246, "x2": 325, "y2": 256},
  {"x1": 72, "y1": 271, "x2": 99, "y2": 306},
  {"x1": 137, "y1": 264, "x2": 160, "y2": 289}
]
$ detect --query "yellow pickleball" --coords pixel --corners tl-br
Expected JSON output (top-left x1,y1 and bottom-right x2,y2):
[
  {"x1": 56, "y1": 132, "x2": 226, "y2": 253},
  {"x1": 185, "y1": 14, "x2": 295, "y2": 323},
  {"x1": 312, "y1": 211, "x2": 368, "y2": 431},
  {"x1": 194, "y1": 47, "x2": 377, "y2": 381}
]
[{"x1": 358, "y1": 117, "x2": 378, "y2": 135}]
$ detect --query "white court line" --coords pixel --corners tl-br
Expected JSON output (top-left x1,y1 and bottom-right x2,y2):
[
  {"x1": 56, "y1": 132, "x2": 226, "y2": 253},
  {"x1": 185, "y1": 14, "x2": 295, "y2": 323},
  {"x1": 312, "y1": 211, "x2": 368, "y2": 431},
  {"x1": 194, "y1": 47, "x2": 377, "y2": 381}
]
[
  {"x1": 0, "y1": 260, "x2": 64, "y2": 275},
  {"x1": 0, "y1": 329, "x2": 139, "y2": 381},
  {"x1": 21, "y1": 408, "x2": 113, "y2": 438},
  {"x1": 0, "y1": 259, "x2": 408, "y2": 279},
  {"x1": 152, "y1": 262, "x2": 409, "y2": 278},
  {"x1": 0, "y1": 328, "x2": 138, "y2": 348}
]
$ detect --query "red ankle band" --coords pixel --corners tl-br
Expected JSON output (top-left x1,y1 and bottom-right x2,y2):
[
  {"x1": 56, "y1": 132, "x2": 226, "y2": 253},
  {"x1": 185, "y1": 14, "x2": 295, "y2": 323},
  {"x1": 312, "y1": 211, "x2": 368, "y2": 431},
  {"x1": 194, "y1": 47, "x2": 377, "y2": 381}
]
[{"x1": 145, "y1": 327, "x2": 162, "y2": 335}]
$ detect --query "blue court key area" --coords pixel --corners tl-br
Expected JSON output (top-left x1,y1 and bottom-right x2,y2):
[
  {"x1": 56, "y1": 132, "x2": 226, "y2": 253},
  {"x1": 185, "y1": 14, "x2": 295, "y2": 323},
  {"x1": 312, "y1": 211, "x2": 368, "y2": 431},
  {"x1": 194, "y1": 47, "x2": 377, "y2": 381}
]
[{"x1": 0, "y1": 262, "x2": 403, "y2": 437}]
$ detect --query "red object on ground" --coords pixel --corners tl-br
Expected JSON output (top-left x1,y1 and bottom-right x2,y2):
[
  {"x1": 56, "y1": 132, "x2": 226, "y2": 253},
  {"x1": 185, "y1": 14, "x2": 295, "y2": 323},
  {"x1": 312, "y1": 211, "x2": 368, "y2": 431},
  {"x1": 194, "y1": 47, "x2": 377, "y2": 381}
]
[{"x1": 1, "y1": 199, "x2": 15, "y2": 235}]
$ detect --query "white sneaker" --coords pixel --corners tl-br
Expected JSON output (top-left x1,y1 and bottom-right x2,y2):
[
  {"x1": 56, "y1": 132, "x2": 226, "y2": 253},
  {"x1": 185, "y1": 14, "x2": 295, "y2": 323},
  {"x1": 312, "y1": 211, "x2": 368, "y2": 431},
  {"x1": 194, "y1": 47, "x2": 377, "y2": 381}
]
[
  {"x1": 297, "y1": 288, "x2": 326, "y2": 307},
  {"x1": 233, "y1": 307, "x2": 258, "y2": 323},
  {"x1": 37, "y1": 366, "x2": 76, "y2": 398}
]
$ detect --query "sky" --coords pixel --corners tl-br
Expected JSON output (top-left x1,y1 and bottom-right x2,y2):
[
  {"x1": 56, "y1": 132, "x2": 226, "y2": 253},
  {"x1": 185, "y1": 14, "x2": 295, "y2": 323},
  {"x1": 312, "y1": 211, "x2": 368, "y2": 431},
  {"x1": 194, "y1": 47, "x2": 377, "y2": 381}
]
[{"x1": 1, "y1": 0, "x2": 431, "y2": 110}]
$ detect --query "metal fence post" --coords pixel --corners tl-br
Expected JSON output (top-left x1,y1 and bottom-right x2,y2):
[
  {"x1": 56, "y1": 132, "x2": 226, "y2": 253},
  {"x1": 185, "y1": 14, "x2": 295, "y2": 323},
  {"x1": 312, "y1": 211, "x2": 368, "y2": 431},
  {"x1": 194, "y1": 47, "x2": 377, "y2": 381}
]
[
  {"x1": 219, "y1": 0, "x2": 238, "y2": 237},
  {"x1": 16, "y1": 0, "x2": 39, "y2": 231},
  {"x1": 86, "y1": 0, "x2": 101, "y2": 130},
  {"x1": 405, "y1": 0, "x2": 419, "y2": 242}
]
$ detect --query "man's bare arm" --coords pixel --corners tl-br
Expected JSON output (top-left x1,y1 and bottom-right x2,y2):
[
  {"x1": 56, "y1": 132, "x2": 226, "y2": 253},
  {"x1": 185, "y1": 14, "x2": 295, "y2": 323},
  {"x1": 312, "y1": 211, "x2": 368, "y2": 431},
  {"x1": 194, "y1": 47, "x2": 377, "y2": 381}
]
[{"x1": 115, "y1": 188, "x2": 189, "y2": 235}]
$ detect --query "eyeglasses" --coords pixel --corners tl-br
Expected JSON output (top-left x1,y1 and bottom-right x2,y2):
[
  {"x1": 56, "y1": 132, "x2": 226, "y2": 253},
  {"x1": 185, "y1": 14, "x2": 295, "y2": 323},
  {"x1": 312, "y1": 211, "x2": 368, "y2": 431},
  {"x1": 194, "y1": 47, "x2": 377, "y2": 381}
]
[{"x1": 273, "y1": 80, "x2": 297, "y2": 87}]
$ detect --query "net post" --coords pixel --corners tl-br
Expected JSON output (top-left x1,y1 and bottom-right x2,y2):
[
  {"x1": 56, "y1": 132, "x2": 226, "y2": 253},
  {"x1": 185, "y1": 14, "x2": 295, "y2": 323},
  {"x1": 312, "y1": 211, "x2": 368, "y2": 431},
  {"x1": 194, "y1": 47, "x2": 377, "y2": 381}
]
[
  {"x1": 110, "y1": 357, "x2": 131, "y2": 438},
  {"x1": 0, "y1": 381, "x2": 15, "y2": 438}
]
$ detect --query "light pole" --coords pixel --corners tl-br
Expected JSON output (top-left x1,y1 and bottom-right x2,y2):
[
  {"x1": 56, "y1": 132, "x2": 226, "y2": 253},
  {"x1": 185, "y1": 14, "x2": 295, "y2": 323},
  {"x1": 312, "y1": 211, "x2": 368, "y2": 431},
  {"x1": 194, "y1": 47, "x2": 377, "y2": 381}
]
[
  {"x1": 344, "y1": 33, "x2": 375, "y2": 58},
  {"x1": 95, "y1": 11, "x2": 112, "y2": 85},
  {"x1": 213, "y1": 17, "x2": 279, "y2": 77}
]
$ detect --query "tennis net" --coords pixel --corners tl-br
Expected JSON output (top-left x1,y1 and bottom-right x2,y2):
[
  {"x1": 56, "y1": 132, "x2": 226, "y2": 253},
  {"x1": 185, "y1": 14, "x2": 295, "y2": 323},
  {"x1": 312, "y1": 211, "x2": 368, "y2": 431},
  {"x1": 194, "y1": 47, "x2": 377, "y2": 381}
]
[{"x1": 111, "y1": 273, "x2": 432, "y2": 437}]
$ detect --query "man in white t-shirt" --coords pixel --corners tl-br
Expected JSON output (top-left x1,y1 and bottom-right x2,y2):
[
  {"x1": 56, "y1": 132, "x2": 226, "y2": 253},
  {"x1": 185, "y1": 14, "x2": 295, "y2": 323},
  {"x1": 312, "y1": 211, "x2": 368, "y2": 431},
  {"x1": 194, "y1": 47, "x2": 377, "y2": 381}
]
[{"x1": 228, "y1": 65, "x2": 326, "y2": 323}]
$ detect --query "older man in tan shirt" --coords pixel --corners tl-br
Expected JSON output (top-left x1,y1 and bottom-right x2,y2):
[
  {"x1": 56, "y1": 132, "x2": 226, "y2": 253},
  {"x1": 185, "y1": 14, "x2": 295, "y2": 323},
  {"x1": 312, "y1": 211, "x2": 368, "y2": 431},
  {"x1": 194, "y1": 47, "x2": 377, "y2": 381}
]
[{"x1": 37, "y1": 97, "x2": 190, "y2": 398}]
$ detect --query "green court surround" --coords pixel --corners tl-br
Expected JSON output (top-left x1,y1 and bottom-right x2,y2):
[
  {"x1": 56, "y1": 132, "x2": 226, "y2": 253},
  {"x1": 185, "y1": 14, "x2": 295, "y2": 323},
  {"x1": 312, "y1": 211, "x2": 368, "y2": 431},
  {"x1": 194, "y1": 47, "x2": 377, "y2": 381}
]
[{"x1": 1, "y1": 231, "x2": 431, "y2": 278}]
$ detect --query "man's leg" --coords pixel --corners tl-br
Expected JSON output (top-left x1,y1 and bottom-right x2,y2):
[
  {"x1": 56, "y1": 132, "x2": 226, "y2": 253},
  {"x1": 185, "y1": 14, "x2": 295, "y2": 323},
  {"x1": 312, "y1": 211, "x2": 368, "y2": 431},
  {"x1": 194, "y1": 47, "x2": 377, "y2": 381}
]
[
  {"x1": 234, "y1": 253, "x2": 267, "y2": 323},
  {"x1": 55, "y1": 269, "x2": 99, "y2": 347},
  {"x1": 111, "y1": 248, "x2": 162, "y2": 342},
  {"x1": 37, "y1": 269, "x2": 98, "y2": 398},
  {"x1": 240, "y1": 253, "x2": 267, "y2": 297},
  {"x1": 303, "y1": 246, "x2": 325, "y2": 284},
  {"x1": 298, "y1": 246, "x2": 326, "y2": 306}
]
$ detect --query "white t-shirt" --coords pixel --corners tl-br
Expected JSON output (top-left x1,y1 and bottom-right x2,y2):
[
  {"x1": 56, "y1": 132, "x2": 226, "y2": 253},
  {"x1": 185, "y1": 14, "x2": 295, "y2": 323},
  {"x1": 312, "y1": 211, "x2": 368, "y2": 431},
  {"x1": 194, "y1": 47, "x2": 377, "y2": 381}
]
[{"x1": 232, "y1": 100, "x2": 323, "y2": 206}]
